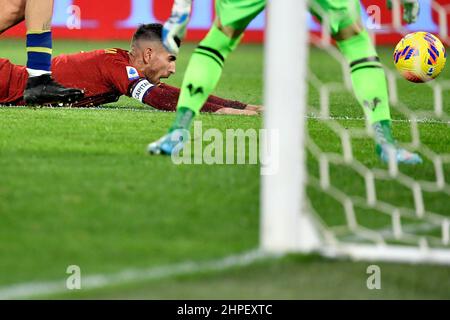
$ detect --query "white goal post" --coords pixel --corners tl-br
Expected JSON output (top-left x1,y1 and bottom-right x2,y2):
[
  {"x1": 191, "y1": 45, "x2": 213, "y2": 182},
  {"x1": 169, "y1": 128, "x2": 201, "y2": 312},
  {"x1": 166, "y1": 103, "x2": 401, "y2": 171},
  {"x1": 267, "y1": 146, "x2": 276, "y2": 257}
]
[
  {"x1": 261, "y1": 0, "x2": 450, "y2": 265},
  {"x1": 261, "y1": 0, "x2": 322, "y2": 252}
]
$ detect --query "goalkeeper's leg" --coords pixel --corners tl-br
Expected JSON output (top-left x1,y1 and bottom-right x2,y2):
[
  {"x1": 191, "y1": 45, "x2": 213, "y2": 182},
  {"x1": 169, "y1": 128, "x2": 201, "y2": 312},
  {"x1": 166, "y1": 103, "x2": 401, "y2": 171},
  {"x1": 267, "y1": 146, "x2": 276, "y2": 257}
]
[
  {"x1": 169, "y1": 23, "x2": 243, "y2": 131},
  {"x1": 149, "y1": 0, "x2": 265, "y2": 155},
  {"x1": 310, "y1": 0, "x2": 422, "y2": 164},
  {"x1": 335, "y1": 23, "x2": 421, "y2": 164},
  {"x1": 170, "y1": 0, "x2": 265, "y2": 131},
  {"x1": 148, "y1": 23, "x2": 244, "y2": 155}
]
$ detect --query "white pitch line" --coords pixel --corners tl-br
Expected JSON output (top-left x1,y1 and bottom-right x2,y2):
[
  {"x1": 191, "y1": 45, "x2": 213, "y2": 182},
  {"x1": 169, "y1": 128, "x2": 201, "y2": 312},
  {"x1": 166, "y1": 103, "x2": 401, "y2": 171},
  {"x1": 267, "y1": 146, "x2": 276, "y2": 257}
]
[
  {"x1": 0, "y1": 221, "x2": 447, "y2": 299},
  {"x1": 1, "y1": 106, "x2": 449, "y2": 124},
  {"x1": 0, "y1": 249, "x2": 278, "y2": 300},
  {"x1": 306, "y1": 114, "x2": 450, "y2": 124}
]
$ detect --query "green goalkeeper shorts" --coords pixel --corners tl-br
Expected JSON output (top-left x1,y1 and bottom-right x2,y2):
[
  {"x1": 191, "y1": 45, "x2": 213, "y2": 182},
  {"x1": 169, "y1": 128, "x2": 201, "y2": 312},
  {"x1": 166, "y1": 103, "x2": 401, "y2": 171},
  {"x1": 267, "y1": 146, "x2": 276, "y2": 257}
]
[
  {"x1": 309, "y1": 0, "x2": 362, "y2": 35},
  {"x1": 214, "y1": 0, "x2": 361, "y2": 34},
  {"x1": 215, "y1": 0, "x2": 266, "y2": 30}
]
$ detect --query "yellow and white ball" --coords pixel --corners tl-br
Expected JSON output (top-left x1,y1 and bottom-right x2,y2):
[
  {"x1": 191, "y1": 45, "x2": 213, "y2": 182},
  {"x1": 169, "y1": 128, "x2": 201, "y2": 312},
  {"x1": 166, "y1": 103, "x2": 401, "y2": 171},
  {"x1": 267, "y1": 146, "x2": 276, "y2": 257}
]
[{"x1": 393, "y1": 31, "x2": 447, "y2": 83}]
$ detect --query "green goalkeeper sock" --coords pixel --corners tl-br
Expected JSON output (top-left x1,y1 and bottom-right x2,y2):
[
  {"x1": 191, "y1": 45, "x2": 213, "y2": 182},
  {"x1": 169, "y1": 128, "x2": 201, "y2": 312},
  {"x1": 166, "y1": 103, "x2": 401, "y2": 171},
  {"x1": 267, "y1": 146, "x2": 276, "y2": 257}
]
[
  {"x1": 337, "y1": 31, "x2": 391, "y2": 124},
  {"x1": 170, "y1": 25, "x2": 241, "y2": 131},
  {"x1": 169, "y1": 107, "x2": 195, "y2": 132}
]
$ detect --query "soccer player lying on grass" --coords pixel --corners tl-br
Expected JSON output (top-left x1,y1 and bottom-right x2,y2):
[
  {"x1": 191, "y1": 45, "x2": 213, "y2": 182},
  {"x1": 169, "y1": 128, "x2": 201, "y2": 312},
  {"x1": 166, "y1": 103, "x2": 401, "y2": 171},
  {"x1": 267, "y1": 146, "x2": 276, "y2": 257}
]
[
  {"x1": 149, "y1": 0, "x2": 422, "y2": 164},
  {"x1": 0, "y1": 23, "x2": 260, "y2": 115}
]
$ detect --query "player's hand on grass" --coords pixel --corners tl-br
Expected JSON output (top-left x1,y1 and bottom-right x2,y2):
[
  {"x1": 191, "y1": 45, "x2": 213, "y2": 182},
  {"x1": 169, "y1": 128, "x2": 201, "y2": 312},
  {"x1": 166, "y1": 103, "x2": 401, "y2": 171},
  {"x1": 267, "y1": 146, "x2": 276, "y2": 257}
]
[
  {"x1": 245, "y1": 104, "x2": 264, "y2": 114},
  {"x1": 387, "y1": 0, "x2": 420, "y2": 24},
  {"x1": 147, "y1": 129, "x2": 189, "y2": 156},
  {"x1": 213, "y1": 104, "x2": 264, "y2": 115},
  {"x1": 214, "y1": 107, "x2": 258, "y2": 116},
  {"x1": 163, "y1": 0, "x2": 192, "y2": 55}
]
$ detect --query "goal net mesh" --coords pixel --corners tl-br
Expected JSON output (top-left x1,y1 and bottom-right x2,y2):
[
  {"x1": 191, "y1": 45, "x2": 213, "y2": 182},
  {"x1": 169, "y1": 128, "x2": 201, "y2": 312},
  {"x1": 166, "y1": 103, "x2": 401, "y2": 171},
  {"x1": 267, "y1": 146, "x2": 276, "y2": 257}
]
[{"x1": 303, "y1": 0, "x2": 450, "y2": 262}]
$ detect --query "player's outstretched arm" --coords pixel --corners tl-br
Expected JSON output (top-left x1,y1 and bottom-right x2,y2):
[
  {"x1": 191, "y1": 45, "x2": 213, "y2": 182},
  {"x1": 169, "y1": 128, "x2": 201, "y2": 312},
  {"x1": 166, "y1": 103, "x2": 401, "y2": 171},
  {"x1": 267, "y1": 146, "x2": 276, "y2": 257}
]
[
  {"x1": 143, "y1": 83, "x2": 260, "y2": 115},
  {"x1": 163, "y1": 0, "x2": 193, "y2": 55},
  {"x1": 387, "y1": 0, "x2": 420, "y2": 24}
]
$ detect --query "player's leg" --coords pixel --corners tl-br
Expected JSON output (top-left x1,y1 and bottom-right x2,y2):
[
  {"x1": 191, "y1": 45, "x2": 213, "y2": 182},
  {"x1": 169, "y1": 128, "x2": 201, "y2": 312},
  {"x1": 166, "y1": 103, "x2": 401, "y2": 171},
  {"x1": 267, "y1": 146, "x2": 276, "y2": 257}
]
[
  {"x1": 23, "y1": 0, "x2": 84, "y2": 104},
  {"x1": 311, "y1": 0, "x2": 421, "y2": 164},
  {"x1": 149, "y1": 0, "x2": 266, "y2": 155},
  {"x1": 170, "y1": 0, "x2": 266, "y2": 131},
  {"x1": 0, "y1": 0, "x2": 25, "y2": 34},
  {"x1": 23, "y1": 0, "x2": 54, "y2": 79},
  {"x1": 311, "y1": 1, "x2": 390, "y2": 125}
]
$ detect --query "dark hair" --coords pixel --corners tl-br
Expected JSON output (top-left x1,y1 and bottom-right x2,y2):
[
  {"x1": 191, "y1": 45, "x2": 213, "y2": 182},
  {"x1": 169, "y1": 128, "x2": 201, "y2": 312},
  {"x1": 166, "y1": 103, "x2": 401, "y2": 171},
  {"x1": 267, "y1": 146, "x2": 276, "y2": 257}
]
[{"x1": 132, "y1": 23, "x2": 181, "y2": 48}]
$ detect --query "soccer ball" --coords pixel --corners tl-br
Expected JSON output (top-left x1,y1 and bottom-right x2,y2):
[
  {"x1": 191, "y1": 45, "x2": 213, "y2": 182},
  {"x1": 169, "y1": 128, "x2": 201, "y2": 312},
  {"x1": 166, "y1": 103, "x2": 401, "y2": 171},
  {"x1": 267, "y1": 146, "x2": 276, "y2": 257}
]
[{"x1": 393, "y1": 32, "x2": 447, "y2": 83}]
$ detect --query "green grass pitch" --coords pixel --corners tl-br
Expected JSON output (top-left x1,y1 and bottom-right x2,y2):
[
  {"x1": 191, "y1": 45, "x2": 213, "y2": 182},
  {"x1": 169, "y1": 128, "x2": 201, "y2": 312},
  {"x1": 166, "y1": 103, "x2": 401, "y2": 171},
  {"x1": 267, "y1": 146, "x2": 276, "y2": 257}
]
[{"x1": 0, "y1": 38, "x2": 449, "y2": 299}]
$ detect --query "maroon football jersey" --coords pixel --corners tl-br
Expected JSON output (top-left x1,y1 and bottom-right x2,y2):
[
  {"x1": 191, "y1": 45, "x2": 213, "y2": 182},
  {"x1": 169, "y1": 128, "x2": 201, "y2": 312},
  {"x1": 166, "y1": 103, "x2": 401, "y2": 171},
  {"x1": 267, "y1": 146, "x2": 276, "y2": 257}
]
[
  {"x1": 52, "y1": 48, "x2": 151, "y2": 107},
  {"x1": 0, "y1": 48, "x2": 152, "y2": 107},
  {"x1": 0, "y1": 48, "x2": 246, "y2": 112}
]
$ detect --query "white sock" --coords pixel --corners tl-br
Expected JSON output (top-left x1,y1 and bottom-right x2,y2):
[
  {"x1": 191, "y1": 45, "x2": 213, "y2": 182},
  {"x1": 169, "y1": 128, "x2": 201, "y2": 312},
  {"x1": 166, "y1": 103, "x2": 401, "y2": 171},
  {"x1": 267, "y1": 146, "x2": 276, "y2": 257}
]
[{"x1": 27, "y1": 68, "x2": 51, "y2": 78}]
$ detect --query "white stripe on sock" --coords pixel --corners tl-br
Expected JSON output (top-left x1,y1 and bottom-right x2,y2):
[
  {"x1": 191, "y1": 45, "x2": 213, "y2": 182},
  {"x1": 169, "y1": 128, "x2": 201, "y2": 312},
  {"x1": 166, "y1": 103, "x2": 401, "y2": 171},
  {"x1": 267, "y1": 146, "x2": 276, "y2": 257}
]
[{"x1": 27, "y1": 68, "x2": 51, "y2": 77}]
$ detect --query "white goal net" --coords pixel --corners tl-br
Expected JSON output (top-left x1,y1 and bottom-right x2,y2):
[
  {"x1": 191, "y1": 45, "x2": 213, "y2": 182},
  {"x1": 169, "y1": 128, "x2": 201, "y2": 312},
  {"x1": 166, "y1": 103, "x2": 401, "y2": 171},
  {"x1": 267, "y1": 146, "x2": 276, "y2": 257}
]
[{"x1": 261, "y1": 0, "x2": 450, "y2": 265}]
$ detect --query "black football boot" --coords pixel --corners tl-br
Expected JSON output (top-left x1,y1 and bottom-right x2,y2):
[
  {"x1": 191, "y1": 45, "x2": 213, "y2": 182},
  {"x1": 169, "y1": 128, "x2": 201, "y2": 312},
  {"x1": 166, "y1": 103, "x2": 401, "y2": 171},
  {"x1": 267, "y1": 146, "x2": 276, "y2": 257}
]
[{"x1": 24, "y1": 74, "x2": 84, "y2": 105}]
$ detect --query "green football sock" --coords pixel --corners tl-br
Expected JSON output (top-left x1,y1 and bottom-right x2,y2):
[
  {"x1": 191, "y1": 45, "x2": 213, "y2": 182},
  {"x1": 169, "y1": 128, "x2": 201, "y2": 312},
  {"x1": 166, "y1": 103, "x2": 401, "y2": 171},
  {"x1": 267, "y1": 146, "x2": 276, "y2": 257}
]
[
  {"x1": 337, "y1": 31, "x2": 391, "y2": 125},
  {"x1": 170, "y1": 25, "x2": 241, "y2": 132},
  {"x1": 373, "y1": 119, "x2": 396, "y2": 147}
]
